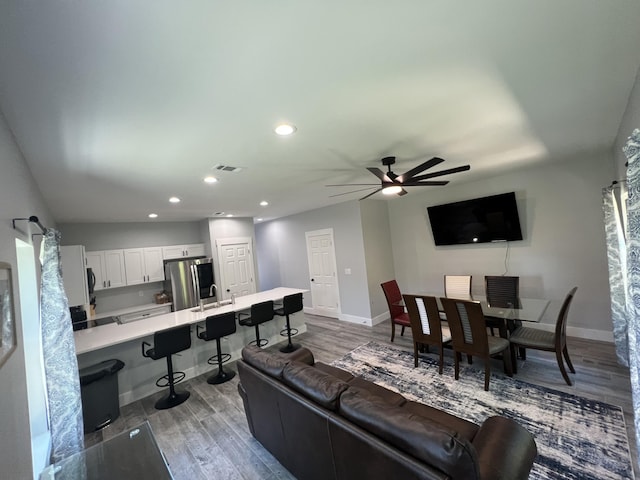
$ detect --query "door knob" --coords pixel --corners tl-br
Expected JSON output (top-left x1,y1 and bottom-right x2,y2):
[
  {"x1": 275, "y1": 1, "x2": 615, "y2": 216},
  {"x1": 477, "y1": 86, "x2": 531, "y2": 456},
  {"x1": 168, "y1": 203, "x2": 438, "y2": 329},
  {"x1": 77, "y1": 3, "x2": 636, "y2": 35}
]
[{"x1": 311, "y1": 278, "x2": 315, "y2": 282}]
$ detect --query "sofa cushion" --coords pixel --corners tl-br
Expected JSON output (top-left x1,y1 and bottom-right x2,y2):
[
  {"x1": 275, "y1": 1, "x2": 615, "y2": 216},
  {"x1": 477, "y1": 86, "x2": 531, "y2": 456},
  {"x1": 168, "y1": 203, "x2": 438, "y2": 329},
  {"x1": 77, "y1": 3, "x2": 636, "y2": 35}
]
[
  {"x1": 282, "y1": 361, "x2": 350, "y2": 411},
  {"x1": 401, "y1": 400, "x2": 479, "y2": 441},
  {"x1": 347, "y1": 377, "x2": 406, "y2": 407},
  {"x1": 339, "y1": 387, "x2": 480, "y2": 480},
  {"x1": 241, "y1": 345, "x2": 314, "y2": 378},
  {"x1": 314, "y1": 362, "x2": 354, "y2": 382}
]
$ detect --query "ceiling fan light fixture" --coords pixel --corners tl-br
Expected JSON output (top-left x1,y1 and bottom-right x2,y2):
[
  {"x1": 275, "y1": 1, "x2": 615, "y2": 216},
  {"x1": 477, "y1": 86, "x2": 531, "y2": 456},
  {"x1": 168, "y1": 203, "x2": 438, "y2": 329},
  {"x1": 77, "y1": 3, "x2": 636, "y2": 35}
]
[
  {"x1": 274, "y1": 123, "x2": 296, "y2": 136},
  {"x1": 382, "y1": 185, "x2": 403, "y2": 195}
]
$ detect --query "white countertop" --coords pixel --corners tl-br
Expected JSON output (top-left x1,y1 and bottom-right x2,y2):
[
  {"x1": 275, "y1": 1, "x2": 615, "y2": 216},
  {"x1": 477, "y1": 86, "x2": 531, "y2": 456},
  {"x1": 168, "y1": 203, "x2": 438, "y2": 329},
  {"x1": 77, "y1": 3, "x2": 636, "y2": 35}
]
[
  {"x1": 91, "y1": 302, "x2": 172, "y2": 321},
  {"x1": 75, "y1": 287, "x2": 307, "y2": 355}
]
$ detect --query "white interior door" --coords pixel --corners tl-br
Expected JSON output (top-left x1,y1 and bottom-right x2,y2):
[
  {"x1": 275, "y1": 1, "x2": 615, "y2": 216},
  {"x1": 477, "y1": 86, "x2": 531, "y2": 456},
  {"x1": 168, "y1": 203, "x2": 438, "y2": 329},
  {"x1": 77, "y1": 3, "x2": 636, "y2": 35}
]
[
  {"x1": 216, "y1": 237, "x2": 256, "y2": 300},
  {"x1": 305, "y1": 228, "x2": 340, "y2": 318}
]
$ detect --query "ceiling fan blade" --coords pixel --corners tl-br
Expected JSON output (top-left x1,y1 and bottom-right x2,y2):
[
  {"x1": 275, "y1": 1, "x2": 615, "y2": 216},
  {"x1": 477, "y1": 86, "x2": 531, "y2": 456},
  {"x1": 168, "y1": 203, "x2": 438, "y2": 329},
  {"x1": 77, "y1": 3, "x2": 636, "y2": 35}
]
[
  {"x1": 359, "y1": 188, "x2": 383, "y2": 200},
  {"x1": 397, "y1": 157, "x2": 445, "y2": 183},
  {"x1": 397, "y1": 188, "x2": 408, "y2": 196},
  {"x1": 367, "y1": 167, "x2": 392, "y2": 183},
  {"x1": 410, "y1": 165, "x2": 471, "y2": 181},
  {"x1": 401, "y1": 180, "x2": 449, "y2": 186},
  {"x1": 329, "y1": 187, "x2": 377, "y2": 198}
]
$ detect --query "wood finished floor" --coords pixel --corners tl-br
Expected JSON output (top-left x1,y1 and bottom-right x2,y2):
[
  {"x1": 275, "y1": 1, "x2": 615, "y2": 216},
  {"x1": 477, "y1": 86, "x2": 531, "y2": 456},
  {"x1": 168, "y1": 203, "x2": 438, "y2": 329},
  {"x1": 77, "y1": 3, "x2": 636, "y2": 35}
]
[{"x1": 86, "y1": 314, "x2": 638, "y2": 479}]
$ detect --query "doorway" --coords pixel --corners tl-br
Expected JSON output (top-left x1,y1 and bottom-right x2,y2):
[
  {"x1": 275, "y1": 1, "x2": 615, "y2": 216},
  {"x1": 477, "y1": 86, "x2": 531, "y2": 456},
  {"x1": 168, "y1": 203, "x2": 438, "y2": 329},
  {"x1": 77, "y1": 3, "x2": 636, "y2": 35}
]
[
  {"x1": 305, "y1": 228, "x2": 340, "y2": 318},
  {"x1": 215, "y1": 237, "x2": 256, "y2": 300}
]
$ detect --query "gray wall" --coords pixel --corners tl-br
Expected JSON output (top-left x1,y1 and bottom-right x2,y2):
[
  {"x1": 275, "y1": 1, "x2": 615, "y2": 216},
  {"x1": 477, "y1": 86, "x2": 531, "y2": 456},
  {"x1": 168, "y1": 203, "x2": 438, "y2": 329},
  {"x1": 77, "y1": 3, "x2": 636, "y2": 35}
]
[
  {"x1": 388, "y1": 152, "x2": 613, "y2": 336},
  {"x1": 360, "y1": 200, "x2": 395, "y2": 319},
  {"x1": 255, "y1": 201, "x2": 371, "y2": 319},
  {"x1": 614, "y1": 65, "x2": 640, "y2": 178},
  {"x1": 58, "y1": 221, "x2": 204, "y2": 250},
  {"x1": 0, "y1": 111, "x2": 52, "y2": 478}
]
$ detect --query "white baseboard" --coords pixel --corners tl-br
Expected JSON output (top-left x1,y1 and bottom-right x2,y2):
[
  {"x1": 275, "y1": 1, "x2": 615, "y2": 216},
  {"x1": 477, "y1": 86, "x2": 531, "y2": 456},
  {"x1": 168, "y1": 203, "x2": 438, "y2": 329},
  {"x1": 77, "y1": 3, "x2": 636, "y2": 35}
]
[
  {"x1": 339, "y1": 313, "x2": 373, "y2": 326},
  {"x1": 371, "y1": 312, "x2": 389, "y2": 326},
  {"x1": 526, "y1": 322, "x2": 613, "y2": 343}
]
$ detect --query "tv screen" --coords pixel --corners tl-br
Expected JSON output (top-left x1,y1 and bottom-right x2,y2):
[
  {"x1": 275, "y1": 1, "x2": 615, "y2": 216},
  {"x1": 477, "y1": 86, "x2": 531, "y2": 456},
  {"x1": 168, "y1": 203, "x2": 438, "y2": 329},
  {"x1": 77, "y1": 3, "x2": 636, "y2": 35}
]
[{"x1": 427, "y1": 192, "x2": 523, "y2": 246}]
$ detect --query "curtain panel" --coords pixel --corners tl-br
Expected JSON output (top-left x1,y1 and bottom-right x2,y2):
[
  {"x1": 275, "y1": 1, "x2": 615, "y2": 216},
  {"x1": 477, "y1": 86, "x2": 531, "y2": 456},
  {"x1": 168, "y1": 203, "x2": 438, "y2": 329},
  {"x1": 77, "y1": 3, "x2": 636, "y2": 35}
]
[
  {"x1": 40, "y1": 229, "x2": 84, "y2": 462},
  {"x1": 603, "y1": 185, "x2": 630, "y2": 366},
  {"x1": 623, "y1": 128, "x2": 640, "y2": 468}
]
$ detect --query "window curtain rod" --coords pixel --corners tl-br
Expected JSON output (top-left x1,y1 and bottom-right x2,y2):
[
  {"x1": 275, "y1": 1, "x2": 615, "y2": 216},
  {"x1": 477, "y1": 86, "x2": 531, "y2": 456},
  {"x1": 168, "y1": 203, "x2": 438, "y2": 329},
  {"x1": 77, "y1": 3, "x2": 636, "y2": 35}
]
[{"x1": 12, "y1": 215, "x2": 48, "y2": 238}]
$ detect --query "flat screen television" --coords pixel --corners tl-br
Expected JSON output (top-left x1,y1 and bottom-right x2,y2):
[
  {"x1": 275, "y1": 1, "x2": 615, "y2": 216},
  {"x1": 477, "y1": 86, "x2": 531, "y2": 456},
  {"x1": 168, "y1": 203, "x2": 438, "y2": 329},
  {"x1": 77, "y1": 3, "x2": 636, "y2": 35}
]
[{"x1": 427, "y1": 192, "x2": 523, "y2": 246}]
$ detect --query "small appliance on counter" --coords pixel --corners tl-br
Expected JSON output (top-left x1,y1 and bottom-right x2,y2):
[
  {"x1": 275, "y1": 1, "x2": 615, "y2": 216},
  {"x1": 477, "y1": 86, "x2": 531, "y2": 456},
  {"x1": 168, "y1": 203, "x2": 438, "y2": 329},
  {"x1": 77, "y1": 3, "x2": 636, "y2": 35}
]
[{"x1": 70, "y1": 306, "x2": 88, "y2": 331}]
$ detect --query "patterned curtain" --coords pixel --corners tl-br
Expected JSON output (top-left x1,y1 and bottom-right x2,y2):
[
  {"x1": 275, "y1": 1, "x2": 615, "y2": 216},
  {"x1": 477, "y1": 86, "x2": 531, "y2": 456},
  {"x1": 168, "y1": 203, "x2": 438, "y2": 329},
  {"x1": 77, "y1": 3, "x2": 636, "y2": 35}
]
[
  {"x1": 603, "y1": 184, "x2": 630, "y2": 366},
  {"x1": 623, "y1": 128, "x2": 640, "y2": 467},
  {"x1": 40, "y1": 229, "x2": 84, "y2": 462}
]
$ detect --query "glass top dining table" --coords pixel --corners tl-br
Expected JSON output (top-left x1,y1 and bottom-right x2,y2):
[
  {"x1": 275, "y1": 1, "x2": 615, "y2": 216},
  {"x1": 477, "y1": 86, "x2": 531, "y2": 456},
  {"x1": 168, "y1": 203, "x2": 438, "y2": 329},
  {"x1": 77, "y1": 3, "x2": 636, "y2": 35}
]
[{"x1": 397, "y1": 293, "x2": 550, "y2": 323}]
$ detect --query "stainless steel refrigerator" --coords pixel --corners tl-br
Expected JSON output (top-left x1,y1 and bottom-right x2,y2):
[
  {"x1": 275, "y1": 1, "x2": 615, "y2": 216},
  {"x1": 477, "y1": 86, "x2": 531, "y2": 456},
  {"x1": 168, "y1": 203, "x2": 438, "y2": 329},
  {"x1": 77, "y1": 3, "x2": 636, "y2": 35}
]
[{"x1": 163, "y1": 257, "x2": 216, "y2": 311}]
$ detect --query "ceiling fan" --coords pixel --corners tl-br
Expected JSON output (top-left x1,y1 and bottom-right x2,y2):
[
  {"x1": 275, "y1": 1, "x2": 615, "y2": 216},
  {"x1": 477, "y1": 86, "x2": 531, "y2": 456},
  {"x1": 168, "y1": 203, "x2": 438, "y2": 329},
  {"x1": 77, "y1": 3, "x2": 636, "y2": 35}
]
[{"x1": 326, "y1": 156, "x2": 470, "y2": 200}]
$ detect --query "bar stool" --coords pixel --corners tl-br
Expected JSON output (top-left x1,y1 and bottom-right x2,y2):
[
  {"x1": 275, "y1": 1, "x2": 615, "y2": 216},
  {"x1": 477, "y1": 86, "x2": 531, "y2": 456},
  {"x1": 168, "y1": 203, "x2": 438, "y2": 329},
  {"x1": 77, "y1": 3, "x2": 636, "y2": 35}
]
[
  {"x1": 274, "y1": 293, "x2": 303, "y2": 353},
  {"x1": 141, "y1": 324, "x2": 191, "y2": 410},
  {"x1": 196, "y1": 311, "x2": 237, "y2": 384},
  {"x1": 238, "y1": 300, "x2": 274, "y2": 348}
]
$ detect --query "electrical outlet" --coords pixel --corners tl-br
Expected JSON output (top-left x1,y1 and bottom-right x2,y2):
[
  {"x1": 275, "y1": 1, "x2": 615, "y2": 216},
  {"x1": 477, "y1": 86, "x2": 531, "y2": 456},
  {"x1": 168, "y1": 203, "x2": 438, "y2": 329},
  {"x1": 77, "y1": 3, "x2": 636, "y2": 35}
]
[{"x1": 138, "y1": 291, "x2": 144, "y2": 297}]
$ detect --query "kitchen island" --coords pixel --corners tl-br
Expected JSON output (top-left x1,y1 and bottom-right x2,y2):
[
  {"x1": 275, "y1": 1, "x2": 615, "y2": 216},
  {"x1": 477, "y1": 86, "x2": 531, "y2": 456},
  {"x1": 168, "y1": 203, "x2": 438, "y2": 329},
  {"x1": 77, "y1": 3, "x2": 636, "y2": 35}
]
[{"x1": 75, "y1": 287, "x2": 308, "y2": 405}]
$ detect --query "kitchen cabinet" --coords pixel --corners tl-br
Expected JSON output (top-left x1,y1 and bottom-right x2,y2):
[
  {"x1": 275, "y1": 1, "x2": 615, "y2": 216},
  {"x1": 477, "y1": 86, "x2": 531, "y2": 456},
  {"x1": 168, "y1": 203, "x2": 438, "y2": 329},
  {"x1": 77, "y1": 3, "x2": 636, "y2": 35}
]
[
  {"x1": 123, "y1": 247, "x2": 164, "y2": 285},
  {"x1": 161, "y1": 243, "x2": 206, "y2": 260},
  {"x1": 60, "y1": 245, "x2": 89, "y2": 307},
  {"x1": 86, "y1": 250, "x2": 127, "y2": 290}
]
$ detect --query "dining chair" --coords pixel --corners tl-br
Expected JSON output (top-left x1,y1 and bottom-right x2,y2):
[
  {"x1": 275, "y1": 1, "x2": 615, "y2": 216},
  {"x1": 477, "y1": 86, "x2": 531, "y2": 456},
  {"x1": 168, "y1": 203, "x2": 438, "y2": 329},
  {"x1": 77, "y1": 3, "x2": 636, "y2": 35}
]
[
  {"x1": 381, "y1": 280, "x2": 411, "y2": 342},
  {"x1": 509, "y1": 287, "x2": 578, "y2": 386},
  {"x1": 484, "y1": 275, "x2": 520, "y2": 336},
  {"x1": 403, "y1": 294, "x2": 452, "y2": 374},
  {"x1": 444, "y1": 275, "x2": 472, "y2": 298},
  {"x1": 440, "y1": 297, "x2": 513, "y2": 391}
]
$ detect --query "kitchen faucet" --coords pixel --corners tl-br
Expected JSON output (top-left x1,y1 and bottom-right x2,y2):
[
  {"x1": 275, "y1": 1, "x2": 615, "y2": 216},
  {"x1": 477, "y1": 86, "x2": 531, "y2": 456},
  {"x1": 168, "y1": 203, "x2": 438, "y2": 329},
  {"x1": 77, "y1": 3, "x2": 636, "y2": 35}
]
[{"x1": 199, "y1": 284, "x2": 219, "y2": 312}]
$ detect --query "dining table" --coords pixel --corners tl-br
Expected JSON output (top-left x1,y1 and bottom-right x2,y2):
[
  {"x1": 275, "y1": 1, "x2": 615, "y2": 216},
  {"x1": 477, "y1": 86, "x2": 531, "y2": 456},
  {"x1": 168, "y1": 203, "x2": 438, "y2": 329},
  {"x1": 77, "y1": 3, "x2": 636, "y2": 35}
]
[{"x1": 396, "y1": 293, "x2": 550, "y2": 357}]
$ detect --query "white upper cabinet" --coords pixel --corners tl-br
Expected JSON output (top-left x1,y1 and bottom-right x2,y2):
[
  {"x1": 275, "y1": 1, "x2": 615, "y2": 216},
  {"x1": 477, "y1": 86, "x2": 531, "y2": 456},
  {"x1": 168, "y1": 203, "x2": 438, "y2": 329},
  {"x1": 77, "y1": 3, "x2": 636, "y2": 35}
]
[
  {"x1": 124, "y1": 247, "x2": 164, "y2": 285},
  {"x1": 161, "y1": 243, "x2": 206, "y2": 260},
  {"x1": 86, "y1": 250, "x2": 126, "y2": 290}
]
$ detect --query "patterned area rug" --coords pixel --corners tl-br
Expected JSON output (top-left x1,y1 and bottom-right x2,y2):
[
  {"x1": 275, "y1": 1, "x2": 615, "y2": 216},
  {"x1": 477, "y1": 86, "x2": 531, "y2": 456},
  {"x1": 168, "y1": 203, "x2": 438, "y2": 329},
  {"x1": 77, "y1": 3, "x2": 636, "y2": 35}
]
[{"x1": 331, "y1": 341, "x2": 634, "y2": 480}]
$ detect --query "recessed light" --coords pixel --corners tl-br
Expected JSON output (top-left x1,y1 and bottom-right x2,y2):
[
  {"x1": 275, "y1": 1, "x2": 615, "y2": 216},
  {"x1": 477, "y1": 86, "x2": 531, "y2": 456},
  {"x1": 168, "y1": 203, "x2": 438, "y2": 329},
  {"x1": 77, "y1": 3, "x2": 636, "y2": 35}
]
[
  {"x1": 274, "y1": 123, "x2": 296, "y2": 136},
  {"x1": 259, "y1": 200, "x2": 269, "y2": 206},
  {"x1": 226, "y1": 214, "x2": 233, "y2": 218},
  {"x1": 169, "y1": 196, "x2": 181, "y2": 203},
  {"x1": 204, "y1": 176, "x2": 218, "y2": 184},
  {"x1": 148, "y1": 213, "x2": 158, "y2": 218},
  {"x1": 382, "y1": 186, "x2": 403, "y2": 195},
  {"x1": 256, "y1": 218, "x2": 263, "y2": 222}
]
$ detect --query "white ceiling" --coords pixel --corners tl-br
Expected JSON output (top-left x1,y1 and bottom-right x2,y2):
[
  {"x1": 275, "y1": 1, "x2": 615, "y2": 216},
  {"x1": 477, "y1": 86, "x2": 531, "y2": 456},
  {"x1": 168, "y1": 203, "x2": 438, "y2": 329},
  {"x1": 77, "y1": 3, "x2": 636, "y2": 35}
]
[{"x1": 1, "y1": 1, "x2": 639, "y2": 223}]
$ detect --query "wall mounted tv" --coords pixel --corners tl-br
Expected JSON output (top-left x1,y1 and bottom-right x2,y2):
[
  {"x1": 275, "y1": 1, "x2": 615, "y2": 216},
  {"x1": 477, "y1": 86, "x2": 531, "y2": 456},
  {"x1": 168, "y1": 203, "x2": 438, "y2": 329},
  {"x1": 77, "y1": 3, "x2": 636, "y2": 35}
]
[{"x1": 427, "y1": 192, "x2": 523, "y2": 246}]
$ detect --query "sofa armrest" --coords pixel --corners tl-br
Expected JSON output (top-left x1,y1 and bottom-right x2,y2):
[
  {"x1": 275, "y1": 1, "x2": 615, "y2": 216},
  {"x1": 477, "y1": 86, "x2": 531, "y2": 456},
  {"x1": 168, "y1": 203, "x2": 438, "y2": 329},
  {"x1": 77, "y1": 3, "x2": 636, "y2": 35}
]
[{"x1": 472, "y1": 416, "x2": 537, "y2": 480}]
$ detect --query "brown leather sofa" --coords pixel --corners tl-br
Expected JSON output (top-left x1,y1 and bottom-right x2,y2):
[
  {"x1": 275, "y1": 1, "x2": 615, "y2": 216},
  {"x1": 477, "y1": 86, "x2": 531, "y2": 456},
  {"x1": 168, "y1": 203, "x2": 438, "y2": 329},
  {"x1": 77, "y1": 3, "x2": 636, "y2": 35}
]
[{"x1": 237, "y1": 345, "x2": 537, "y2": 480}]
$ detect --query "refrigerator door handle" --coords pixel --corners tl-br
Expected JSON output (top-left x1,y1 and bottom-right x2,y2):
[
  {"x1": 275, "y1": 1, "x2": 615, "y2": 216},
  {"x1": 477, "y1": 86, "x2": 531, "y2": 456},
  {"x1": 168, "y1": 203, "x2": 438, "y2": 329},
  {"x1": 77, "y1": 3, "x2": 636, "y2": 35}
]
[{"x1": 191, "y1": 264, "x2": 200, "y2": 302}]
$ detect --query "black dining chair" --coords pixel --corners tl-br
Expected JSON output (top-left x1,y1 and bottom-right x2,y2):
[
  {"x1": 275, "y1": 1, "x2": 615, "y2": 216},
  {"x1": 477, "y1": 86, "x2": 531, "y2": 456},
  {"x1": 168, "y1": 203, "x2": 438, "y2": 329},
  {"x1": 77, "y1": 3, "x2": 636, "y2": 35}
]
[
  {"x1": 509, "y1": 287, "x2": 578, "y2": 385},
  {"x1": 441, "y1": 297, "x2": 513, "y2": 391},
  {"x1": 485, "y1": 275, "x2": 520, "y2": 337}
]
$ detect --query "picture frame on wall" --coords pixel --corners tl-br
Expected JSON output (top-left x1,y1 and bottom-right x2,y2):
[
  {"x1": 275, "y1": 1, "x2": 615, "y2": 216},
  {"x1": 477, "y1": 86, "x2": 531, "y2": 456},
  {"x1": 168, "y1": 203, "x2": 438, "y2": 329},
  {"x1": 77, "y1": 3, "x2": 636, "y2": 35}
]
[{"x1": 0, "y1": 262, "x2": 17, "y2": 369}]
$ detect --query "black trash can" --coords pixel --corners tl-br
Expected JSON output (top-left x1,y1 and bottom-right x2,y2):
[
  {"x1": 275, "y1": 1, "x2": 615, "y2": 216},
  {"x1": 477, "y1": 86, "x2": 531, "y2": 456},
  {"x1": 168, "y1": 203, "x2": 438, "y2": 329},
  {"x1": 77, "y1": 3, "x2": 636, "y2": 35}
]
[{"x1": 79, "y1": 359, "x2": 125, "y2": 433}]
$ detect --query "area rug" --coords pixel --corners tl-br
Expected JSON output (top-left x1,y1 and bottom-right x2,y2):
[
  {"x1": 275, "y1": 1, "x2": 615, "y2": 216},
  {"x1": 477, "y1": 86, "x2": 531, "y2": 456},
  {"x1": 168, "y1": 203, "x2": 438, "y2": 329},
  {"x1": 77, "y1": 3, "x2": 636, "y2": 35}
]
[{"x1": 331, "y1": 341, "x2": 634, "y2": 480}]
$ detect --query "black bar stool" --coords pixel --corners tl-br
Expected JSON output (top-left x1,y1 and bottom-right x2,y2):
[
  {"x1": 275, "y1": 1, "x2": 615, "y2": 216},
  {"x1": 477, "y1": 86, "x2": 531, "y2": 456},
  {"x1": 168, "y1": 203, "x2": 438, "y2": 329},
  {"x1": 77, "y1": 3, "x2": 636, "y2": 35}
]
[
  {"x1": 196, "y1": 311, "x2": 237, "y2": 385},
  {"x1": 274, "y1": 293, "x2": 303, "y2": 353},
  {"x1": 141, "y1": 324, "x2": 191, "y2": 410},
  {"x1": 238, "y1": 300, "x2": 274, "y2": 348}
]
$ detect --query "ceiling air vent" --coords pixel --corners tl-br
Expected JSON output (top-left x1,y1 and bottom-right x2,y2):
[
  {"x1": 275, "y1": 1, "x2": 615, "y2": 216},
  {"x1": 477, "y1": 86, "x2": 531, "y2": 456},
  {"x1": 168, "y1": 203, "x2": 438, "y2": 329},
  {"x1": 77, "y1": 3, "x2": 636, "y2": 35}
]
[{"x1": 212, "y1": 164, "x2": 243, "y2": 173}]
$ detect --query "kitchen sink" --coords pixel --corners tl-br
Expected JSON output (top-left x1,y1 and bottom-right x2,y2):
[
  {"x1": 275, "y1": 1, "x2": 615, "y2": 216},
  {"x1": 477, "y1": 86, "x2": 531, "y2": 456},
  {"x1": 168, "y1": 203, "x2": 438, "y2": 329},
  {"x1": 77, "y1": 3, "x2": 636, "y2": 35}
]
[{"x1": 190, "y1": 299, "x2": 234, "y2": 313}]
